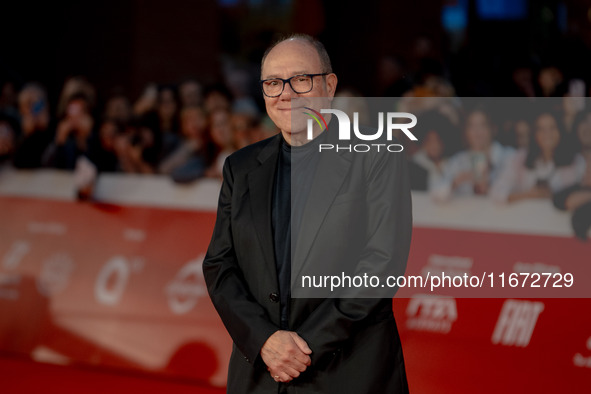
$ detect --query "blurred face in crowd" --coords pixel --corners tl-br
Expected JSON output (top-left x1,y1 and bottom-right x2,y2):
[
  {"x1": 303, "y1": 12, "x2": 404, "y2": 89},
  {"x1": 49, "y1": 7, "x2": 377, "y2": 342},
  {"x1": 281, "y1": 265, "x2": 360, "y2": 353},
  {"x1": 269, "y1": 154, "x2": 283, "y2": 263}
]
[
  {"x1": 139, "y1": 126, "x2": 155, "y2": 148},
  {"x1": 105, "y1": 96, "x2": 131, "y2": 123},
  {"x1": 210, "y1": 110, "x2": 233, "y2": 148},
  {"x1": 179, "y1": 80, "x2": 202, "y2": 107},
  {"x1": 204, "y1": 91, "x2": 230, "y2": 113},
  {"x1": 422, "y1": 130, "x2": 444, "y2": 161},
  {"x1": 18, "y1": 84, "x2": 50, "y2": 134},
  {"x1": 18, "y1": 85, "x2": 47, "y2": 115},
  {"x1": 99, "y1": 120, "x2": 118, "y2": 151},
  {"x1": 231, "y1": 113, "x2": 253, "y2": 149},
  {"x1": 56, "y1": 97, "x2": 93, "y2": 142},
  {"x1": 158, "y1": 88, "x2": 178, "y2": 122},
  {"x1": 261, "y1": 39, "x2": 337, "y2": 144},
  {"x1": 577, "y1": 113, "x2": 591, "y2": 150},
  {"x1": 465, "y1": 111, "x2": 493, "y2": 152},
  {"x1": 66, "y1": 99, "x2": 87, "y2": 117},
  {"x1": 538, "y1": 67, "x2": 563, "y2": 96},
  {"x1": 378, "y1": 56, "x2": 403, "y2": 87},
  {"x1": 181, "y1": 107, "x2": 207, "y2": 141},
  {"x1": 512, "y1": 67, "x2": 534, "y2": 97},
  {"x1": 114, "y1": 129, "x2": 132, "y2": 162},
  {"x1": 0, "y1": 82, "x2": 17, "y2": 108},
  {"x1": 0, "y1": 121, "x2": 15, "y2": 157},
  {"x1": 66, "y1": 98, "x2": 91, "y2": 134},
  {"x1": 514, "y1": 119, "x2": 530, "y2": 149},
  {"x1": 58, "y1": 77, "x2": 96, "y2": 117},
  {"x1": 535, "y1": 114, "x2": 561, "y2": 154}
]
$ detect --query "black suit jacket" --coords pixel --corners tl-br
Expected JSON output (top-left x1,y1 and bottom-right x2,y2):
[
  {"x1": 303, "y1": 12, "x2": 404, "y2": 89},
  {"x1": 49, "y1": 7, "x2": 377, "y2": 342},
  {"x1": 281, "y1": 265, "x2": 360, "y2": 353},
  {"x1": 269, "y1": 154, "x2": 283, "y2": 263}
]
[{"x1": 203, "y1": 124, "x2": 412, "y2": 394}]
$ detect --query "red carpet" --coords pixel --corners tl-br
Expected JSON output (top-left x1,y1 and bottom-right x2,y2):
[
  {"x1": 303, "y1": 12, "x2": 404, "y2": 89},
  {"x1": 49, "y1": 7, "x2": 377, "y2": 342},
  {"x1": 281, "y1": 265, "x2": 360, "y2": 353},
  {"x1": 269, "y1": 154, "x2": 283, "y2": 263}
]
[{"x1": 0, "y1": 356, "x2": 226, "y2": 394}]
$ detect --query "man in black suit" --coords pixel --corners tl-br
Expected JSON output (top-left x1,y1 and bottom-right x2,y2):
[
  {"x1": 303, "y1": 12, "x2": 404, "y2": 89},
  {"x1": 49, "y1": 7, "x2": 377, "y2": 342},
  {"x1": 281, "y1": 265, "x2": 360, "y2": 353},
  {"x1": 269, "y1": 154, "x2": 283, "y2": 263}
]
[{"x1": 203, "y1": 34, "x2": 412, "y2": 393}]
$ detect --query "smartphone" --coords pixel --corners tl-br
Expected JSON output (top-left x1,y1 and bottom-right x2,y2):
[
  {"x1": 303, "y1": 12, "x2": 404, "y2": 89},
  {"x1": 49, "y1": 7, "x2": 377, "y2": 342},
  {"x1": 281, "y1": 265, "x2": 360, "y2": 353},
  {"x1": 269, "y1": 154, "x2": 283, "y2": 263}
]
[{"x1": 32, "y1": 99, "x2": 46, "y2": 116}]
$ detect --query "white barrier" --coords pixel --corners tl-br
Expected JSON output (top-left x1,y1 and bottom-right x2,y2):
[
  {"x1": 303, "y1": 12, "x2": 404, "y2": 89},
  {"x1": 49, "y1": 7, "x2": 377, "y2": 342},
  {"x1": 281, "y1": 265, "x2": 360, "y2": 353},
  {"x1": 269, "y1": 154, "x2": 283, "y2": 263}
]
[{"x1": 0, "y1": 166, "x2": 574, "y2": 237}]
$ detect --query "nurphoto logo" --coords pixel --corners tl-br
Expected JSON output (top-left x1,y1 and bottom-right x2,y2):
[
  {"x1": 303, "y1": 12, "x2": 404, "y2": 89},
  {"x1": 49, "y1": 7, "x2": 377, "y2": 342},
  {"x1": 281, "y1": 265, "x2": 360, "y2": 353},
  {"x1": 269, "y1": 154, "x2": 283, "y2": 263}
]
[{"x1": 304, "y1": 107, "x2": 418, "y2": 152}]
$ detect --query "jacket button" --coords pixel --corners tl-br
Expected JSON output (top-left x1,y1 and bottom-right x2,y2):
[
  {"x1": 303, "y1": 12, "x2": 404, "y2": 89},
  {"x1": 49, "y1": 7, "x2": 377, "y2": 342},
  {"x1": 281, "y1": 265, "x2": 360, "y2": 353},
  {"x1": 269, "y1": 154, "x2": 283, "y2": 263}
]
[{"x1": 269, "y1": 292, "x2": 280, "y2": 303}]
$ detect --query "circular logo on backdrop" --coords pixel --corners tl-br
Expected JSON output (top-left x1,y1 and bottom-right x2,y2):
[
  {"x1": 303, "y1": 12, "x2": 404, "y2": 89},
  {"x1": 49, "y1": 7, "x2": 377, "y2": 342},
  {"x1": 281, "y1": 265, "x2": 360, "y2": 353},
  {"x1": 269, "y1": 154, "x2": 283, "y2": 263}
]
[
  {"x1": 165, "y1": 255, "x2": 207, "y2": 315},
  {"x1": 587, "y1": 336, "x2": 591, "y2": 351},
  {"x1": 36, "y1": 253, "x2": 75, "y2": 297},
  {"x1": 94, "y1": 256, "x2": 131, "y2": 306}
]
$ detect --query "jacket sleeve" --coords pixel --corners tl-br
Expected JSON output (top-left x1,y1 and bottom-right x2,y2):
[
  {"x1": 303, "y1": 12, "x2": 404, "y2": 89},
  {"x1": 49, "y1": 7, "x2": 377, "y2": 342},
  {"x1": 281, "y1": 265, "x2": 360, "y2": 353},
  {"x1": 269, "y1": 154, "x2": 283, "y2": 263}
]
[
  {"x1": 202, "y1": 157, "x2": 278, "y2": 364},
  {"x1": 296, "y1": 148, "x2": 413, "y2": 364}
]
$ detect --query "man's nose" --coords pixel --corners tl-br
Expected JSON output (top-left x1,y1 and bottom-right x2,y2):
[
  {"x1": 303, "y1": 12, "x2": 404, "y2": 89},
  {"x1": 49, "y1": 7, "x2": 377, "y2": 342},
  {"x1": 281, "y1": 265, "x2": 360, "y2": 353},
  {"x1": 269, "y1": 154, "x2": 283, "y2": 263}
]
[{"x1": 279, "y1": 81, "x2": 296, "y2": 99}]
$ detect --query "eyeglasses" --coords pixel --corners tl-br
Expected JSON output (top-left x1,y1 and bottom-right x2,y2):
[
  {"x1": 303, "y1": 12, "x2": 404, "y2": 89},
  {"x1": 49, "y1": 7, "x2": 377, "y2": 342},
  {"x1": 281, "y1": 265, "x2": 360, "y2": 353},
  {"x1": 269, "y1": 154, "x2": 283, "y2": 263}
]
[{"x1": 259, "y1": 73, "x2": 329, "y2": 97}]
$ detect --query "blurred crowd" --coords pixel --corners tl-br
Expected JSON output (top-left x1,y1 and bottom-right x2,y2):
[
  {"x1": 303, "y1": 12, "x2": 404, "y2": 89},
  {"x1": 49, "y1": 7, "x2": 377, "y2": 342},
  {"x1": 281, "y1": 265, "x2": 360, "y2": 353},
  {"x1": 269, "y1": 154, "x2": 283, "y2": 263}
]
[
  {"x1": 0, "y1": 76, "x2": 279, "y2": 188},
  {"x1": 396, "y1": 93, "x2": 591, "y2": 240},
  {"x1": 0, "y1": 57, "x2": 590, "y2": 239}
]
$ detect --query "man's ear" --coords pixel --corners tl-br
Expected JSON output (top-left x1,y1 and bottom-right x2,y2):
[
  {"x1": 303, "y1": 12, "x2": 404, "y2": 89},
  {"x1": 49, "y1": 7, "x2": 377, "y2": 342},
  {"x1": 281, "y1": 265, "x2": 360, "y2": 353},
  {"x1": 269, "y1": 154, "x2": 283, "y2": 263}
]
[{"x1": 326, "y1": 73, "x2": 338, "y2": 99}]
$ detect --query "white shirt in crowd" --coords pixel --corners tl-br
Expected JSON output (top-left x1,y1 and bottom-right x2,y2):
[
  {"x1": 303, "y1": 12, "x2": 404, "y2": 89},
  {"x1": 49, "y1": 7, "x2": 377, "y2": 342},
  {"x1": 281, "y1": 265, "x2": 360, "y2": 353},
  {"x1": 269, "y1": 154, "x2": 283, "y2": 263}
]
[
  {"x1": 489, "y1": 149, "x2": 587, "y2": 203},
  {"x1": 412, "y1": 150, "x2": 448, "y2": 192},
  {"x1": 430, "y1": 141, "x2": 514, "y2": 201}
]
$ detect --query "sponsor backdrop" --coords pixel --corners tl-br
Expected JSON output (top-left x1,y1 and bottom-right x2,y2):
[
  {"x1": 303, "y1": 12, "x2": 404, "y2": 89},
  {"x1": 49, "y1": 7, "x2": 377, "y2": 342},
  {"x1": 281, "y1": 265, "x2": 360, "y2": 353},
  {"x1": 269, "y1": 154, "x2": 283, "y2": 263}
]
[{"x1": 0, "y1": 170, "x2": 590, "y2": 393}]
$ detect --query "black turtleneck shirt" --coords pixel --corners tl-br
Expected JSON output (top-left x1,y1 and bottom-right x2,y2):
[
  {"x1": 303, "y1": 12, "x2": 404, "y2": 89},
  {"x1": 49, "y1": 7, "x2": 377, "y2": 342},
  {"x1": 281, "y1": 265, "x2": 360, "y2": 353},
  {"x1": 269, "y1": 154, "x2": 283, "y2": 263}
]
[{"x1": 272, "y1": 131, "x2": 326, "y2": 329}]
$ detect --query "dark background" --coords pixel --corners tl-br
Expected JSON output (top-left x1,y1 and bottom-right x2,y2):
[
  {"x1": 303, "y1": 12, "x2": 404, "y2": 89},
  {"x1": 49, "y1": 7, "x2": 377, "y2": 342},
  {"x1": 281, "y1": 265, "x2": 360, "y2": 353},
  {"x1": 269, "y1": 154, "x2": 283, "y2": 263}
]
[{"x1": 3, "y1": 0, "x2": 591, "y2": 105}]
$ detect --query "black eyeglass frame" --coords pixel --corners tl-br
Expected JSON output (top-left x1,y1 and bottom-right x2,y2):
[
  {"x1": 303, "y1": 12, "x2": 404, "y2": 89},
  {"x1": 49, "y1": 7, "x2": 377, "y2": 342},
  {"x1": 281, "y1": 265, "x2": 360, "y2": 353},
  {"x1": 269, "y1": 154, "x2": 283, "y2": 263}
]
[{"x1": 259, "y1": 73, "x2": 329, "y2": 97}]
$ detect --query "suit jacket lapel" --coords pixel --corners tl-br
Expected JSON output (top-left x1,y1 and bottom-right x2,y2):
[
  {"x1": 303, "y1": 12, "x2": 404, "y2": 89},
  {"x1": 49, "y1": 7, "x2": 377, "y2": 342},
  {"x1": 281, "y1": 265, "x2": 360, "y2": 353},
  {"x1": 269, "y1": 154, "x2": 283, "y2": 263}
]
[
  {"x1": 293, "y1": 131, "x2": 352, "y2": 271},
  {"x1": 248, "y1": 134, "x2": 281, "y2": 280}
]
